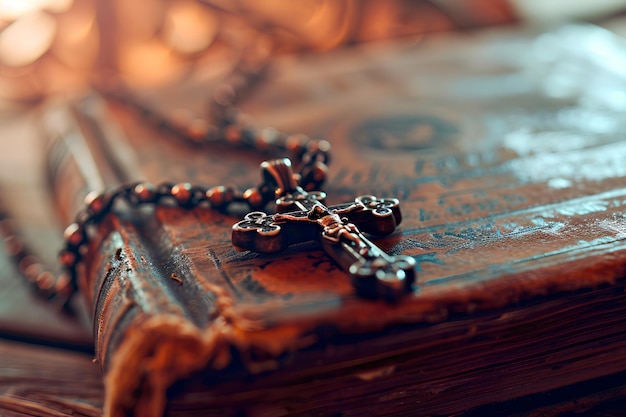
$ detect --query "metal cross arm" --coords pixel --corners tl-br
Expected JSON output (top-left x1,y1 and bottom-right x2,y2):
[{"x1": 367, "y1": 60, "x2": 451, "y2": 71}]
[{"x1": 231, "y1": 159, "x2": 416, "y2": 302}]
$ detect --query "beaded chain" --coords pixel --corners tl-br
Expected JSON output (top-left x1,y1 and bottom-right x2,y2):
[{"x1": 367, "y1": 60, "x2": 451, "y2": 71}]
[{"x1": 1, "y1": 56, "x2": 332, "y2": 310}]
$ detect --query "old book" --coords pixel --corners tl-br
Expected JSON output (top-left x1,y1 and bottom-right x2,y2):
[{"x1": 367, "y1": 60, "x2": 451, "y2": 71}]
[
  {"x1": 4, "y1": 23, "x2": 626, "y2": 417},
  {"x1": 75, "y1": 23, "x2": 626, "y2": 416}
]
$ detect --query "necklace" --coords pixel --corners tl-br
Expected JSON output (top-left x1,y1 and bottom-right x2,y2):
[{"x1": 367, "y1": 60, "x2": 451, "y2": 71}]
[{"x1": 1, "y1": 56, "x2": 415, "y2": 312}]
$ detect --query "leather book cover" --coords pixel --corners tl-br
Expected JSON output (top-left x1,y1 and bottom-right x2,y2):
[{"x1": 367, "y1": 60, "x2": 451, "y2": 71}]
[{"x1": 55, "y1": 24, "x2": 626, "y2": 417}]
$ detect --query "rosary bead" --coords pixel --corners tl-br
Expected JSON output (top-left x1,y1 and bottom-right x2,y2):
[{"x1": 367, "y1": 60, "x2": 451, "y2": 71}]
[
  {"x1": 221, "y1": 185, "x2": 236, "y2": 205},
  {"x1": 35, "y1": 271, "x2": 56, "y2": 291},
  {"x1": 187, "y1": 118, "x2": 210, "y2": 142},
  {"x1": 85, "y1": 191, "x2": 109, "y2": 217},
  {"x1": 166, "y1": 111, "x2": 210, "y2": 143},
  {"x1": 312, "y1": 162, "x2": 328, "y2": 182},
  {"x1": 132, "y1": 183, "x2": 156, "y2": 203},
  {"x1": 240, "y1": 127, "x2": 256, "y2": 148},
  {"x1": 310, "y1": 139, "x2": 331, "y2": 153},
  {"x1": 285, "y1": 134, "x2": 307, "y2": 156},
  {"x1": 53, "y1": 272, "x2": 74, "y2": 298},
  {"x1": 224, "y1": 125, "x2": 242, "y2": 145},
  {"x1": 243, "y1": 187, "x2": 264, "y2": 210},
  {"x1": 206, "y1": 185, "x2": 235, "y2": 209},
  {"x1": 63, "y1": 223, "x2": 84, "y2": 247},
  {"x1": 305, "y1": 139, "x2": 320, "y2": 153},
  {"x1": 24, "y1": 262, "x2": 43, "y2": 283},
  {"x1": 255, "y1": 128, "x2": 278, "y2": 150},
  {"x1": 303, "y1": 139, "x2": 331, "y2": 164},
  {"x1": 171, "y1": 183, "x2": 193, "y2": 206},
  {"x1": 299, "y1": 161, "x2": 328, "y2": 191},
  {"x1": 59, "y1": 250, "x2": 77, "y2": 268}
]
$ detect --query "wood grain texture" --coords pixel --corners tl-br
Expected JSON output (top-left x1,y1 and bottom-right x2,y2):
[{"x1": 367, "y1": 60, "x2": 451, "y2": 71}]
[
  {"x1": 73, "y1": 24, "x2": 626, "y2": 416},
  {"x1": 0, "y1": 339, "x2": 102, "y2": 417}
]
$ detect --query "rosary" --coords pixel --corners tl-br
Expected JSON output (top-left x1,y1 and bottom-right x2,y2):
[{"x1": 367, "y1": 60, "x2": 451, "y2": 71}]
[{"x1": 1, "y1": 46, "x2": 417, "y2": 311}]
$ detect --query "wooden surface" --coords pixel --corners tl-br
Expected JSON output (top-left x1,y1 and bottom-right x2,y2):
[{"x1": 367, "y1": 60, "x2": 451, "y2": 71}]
[
  {"x1": 0, "y1": 340, "x2": 102, "y2": 417},
  {"x1": 3, "y1": 22, "x2": 626, "y2": 417}
]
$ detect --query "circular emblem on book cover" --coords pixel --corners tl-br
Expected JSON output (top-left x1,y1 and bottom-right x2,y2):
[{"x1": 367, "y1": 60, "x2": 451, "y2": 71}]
[{"x1": 349, "y1": 114, "x2": 460, "y2": 151}]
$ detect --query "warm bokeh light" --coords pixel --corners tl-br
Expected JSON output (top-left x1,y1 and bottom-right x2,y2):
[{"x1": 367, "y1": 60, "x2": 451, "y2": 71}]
[
  {"x1": 113, "y1": 0, "x2": 164, "y2": 41},
  {"x1": 0, "y1": 11, "x2": 56, "y2": 66},
  {"x1": 0, "y1": 0, "x2": 522, "y2": 103},
  {"x1": 230, "y1": 0, "x2": 356, "y2": 51},
  {"x1": 51, "y1": 0, "x2": 97, "y2": 69},
  {"x1": 0, "y1": 0, "x2": 43, "y2": 20},
  {"x1": 0, "y1": 0, "x2": 72, "y2": 20},
  {"x1": 118, "y1": 39, "x2": 187, "y2": 87},
  {"x1": 35, "y1": 48, "x2": 90, "y2": 94},
  {"x1": 162, "y1": 0, "x2": 218, "y2": 55},
  {"x1": 41, "y1": 0, "x2": 73, "y2": 13}
]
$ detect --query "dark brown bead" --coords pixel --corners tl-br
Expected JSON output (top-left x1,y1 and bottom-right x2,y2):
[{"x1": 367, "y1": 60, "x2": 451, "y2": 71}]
[
  {"x1": 256, "y1": 128, "x2": 278, "y2": 150},
  {"x1": 133, "y1": 183, "x2": 156, "y2": 203},
  {"x1": 305, "y1": 139, "x2": 320, "y2": 153},
  {"x1": 74, "y1": 210, "x2": 90, "y2": 226},
  {"x1": 187, "y1": 118, "x2": 210, "y2": 142},
  {"x1": 306, "y1": 139, "x2": 331, "y2": 153},
  {"x1": 311, "y1": 162, "x2": 328, "y2": 182},
  {"x1": 64, "y1": 223, "x2": 84, "y2": 247},
  {"x1": 302, "y1": 139, "x2": 331, "y2": 164},
  {"x1": 224, "y1": 125, "x2": 242, "y2": 145},
  {"x1": 171, "y1": 183, "x2": 193, "y2": 205},
  {"x1": 59, "y1": 250, "x2": 77, "y2": 268},
  {"x1": 243, "y1": 187, "x2": 264, "y2": 210},
  {"x1": 85, "y1": 191, "x2": 106, "y2": 216},
  {"x1": 53, "y1": 273, "x2": 76, "y2": 303},
  {"x1": 286, "y1": 134, "x2": 307, "y2": 155},
  {"x1": 53, "y1": 272, "x2": 73, "y2": 297},
  {"x1": 300, "y1": 161, "x2": 328, "y2": 191},
  {"x1": 206, "y1": 185, "x2": 235, "y2": 208}
]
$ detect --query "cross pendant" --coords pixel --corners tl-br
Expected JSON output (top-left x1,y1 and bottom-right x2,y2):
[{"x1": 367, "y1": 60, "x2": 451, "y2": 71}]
[{"x1": 232, "y1": 159, "x2": 416, "y2": 302}]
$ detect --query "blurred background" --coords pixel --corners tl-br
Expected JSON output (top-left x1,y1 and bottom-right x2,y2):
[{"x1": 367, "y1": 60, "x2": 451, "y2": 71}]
[{"x1": 0, "y1": 0, "x2": 624, "y2": 110}]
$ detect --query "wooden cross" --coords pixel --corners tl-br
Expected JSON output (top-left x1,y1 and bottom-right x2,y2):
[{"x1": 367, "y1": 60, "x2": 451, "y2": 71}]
[{"x1": 232, "y1": 159, "x2": 416, "y2": 302}]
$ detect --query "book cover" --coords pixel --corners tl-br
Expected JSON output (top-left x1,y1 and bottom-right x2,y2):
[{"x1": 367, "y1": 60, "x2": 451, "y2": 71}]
[
  {"x1": 2, "y1": 21, "x2": 626, "y2": 417},
  {"x1": 81, "y1": 24, "x2": 626, "y2": 416}
]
